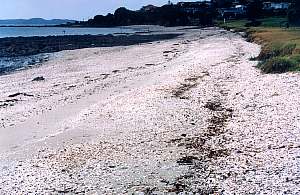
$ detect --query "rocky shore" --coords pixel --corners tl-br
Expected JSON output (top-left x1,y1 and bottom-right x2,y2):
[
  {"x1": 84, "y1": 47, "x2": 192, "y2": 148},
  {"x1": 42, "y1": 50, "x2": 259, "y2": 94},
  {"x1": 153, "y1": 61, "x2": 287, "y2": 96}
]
[
  {"x1": 0, "y1": 33, "x2": 180, "y2": 57},
  {"x1": 0, "y1": 53, "x2": 52, "y2": 75}
]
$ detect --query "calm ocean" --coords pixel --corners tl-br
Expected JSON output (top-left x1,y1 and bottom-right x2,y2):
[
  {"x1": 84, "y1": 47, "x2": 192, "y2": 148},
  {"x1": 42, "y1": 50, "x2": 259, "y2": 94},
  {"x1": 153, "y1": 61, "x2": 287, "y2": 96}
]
[
  {"x1": 0, "y1": 26, "x2": 136, "y2": 38},
  {"x1": 0, "y1": 26, "x2": 138, "y2": 74}
]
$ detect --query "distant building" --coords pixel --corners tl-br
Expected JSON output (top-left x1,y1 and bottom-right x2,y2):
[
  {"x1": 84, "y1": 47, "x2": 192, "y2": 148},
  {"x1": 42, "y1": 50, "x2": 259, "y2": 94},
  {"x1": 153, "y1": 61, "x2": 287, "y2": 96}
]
[
  {"x1": 177, "y1": 1, "x2": 212, "y2": 7},
  {"x1": 232, "y1": 0, "x2": 241, "y2": 6},
  {"x1": 235, "y1": 5, "x2": 247, "y2": 12},
  {"x1": 177, "y1": 1, "x2": 212, "y2": 14},
  {"x1": 140, "y1": 5, "x2": 158, "y2": 12},
  {"x1": 263, "y1": 2, "x2": 290, "y2": 10},
  {"x1": 219, "y1": 4, "x2": 247, "y2": 19}
]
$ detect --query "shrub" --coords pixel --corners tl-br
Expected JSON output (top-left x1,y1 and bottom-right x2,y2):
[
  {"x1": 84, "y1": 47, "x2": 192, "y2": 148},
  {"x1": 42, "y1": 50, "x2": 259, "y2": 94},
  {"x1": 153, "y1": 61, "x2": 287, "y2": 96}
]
[
  {"x1": 280, "y1": 43, "x2": 297, "y2": 56},
  {"x1": 259, "y1": 56, "x2": 297, "y2": 73},
  {"x1": 290, "y1": 54, "x2": 300, "y2": 62},
  {"x1": 288, "y1": 1, "x2": 300, "y2": 25},
  {"x1": 287, "y1": 54, "x2": 300, "y2": 71},
  {"x1": 257, "y1": 43, "x2": 297, "y2": 61},
  {"x1": 245, "y1": 20, "x2": 262, "y2": 27}
]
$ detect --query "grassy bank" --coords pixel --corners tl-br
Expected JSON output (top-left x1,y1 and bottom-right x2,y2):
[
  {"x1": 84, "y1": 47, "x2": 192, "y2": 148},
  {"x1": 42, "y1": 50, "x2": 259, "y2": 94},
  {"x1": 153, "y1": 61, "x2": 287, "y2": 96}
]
[{"x1": 218, "y1": 17, "x2": 300, "y2": 73}]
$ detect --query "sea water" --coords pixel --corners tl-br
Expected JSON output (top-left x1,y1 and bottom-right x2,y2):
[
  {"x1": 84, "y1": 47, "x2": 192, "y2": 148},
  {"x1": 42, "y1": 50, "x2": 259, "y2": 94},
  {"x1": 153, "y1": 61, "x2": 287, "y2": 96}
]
[
  {"x1": 0, "y1": 26, "x2": 137, "y2": 75},
  {"x1": 0, "y1": 26, "x2": 136, "y2": 38}
]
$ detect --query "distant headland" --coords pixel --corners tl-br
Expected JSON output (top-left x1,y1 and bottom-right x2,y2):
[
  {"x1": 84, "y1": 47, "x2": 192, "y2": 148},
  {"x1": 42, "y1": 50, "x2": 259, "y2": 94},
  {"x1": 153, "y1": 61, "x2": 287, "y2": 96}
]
[{"x1": 0, "y1": 18, "x2": 75, "y2": 27}]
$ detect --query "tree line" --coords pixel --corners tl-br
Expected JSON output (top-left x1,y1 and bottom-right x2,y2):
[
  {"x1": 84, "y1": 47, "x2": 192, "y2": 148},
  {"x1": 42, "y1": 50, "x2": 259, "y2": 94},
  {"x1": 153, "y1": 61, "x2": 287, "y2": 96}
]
[
  {"x1": 64, "y1": 1, "x2": 300, "y2": 27},
  {"x1": 73, "y1": 4, "x2": 214, "y2": 27}
]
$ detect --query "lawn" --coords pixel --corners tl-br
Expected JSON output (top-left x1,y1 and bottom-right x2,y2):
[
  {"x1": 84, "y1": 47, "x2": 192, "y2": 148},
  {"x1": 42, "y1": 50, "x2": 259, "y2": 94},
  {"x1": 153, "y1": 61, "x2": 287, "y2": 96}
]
[{"x1": 217, "y1": 17, "x2": 300, "y2": 73}]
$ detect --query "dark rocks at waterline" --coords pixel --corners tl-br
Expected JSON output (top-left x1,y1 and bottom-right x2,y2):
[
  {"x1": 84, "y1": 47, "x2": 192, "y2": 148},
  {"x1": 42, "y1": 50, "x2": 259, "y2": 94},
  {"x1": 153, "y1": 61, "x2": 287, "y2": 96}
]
[
  {"x1": 0, "y1": 54, "x2": 51, "y2": 75},
  {"x1": 0, "y1": 34, "x2": 182, "y2": 58}
]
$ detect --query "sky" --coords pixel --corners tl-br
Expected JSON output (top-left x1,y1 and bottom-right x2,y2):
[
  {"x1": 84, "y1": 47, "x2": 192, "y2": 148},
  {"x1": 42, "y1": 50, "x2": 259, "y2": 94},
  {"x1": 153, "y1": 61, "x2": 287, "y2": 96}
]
[{"x1": 0, "y1": 0, "x2": 201, "y2": 20}]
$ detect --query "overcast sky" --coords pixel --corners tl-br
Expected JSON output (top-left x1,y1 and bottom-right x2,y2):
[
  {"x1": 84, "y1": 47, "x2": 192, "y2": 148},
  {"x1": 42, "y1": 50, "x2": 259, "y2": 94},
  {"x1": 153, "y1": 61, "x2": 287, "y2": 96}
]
[{"x1": 1, "y1": 0, "x2": 201, "y2": 20}]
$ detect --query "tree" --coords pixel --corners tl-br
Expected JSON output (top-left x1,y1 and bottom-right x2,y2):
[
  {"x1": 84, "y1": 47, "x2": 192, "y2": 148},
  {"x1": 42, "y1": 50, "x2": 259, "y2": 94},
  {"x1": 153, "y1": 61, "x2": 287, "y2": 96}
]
[
  {"x1": 288, "y1": 1, "x2": 300, "y2": 25},
  {"x1": 247, "y1": 0, "x2": 263, "y2": 20},
  {"x1": 77, "y1": 4, "x2": 214, "y2": 27},
  {"x1": 212, "y1": 0, "x2": 234, "y2": 8}
]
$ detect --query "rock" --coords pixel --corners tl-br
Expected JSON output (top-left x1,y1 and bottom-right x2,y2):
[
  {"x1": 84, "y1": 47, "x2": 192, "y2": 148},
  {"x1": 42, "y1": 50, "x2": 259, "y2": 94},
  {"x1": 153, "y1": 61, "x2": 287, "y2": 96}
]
[
  {"x1": 0, "y1": 34, "x2": 181, "y2": 58},
  {"x1": 32, "y1": 76, "x2": 45, "y2": 82}
]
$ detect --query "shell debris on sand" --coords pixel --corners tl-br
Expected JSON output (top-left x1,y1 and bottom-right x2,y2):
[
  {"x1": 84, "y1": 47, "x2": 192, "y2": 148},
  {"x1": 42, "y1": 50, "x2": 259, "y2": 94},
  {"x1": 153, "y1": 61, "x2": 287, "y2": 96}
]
[{"x1": 0, "y1": 26, "x2": 299, "y2": 194}]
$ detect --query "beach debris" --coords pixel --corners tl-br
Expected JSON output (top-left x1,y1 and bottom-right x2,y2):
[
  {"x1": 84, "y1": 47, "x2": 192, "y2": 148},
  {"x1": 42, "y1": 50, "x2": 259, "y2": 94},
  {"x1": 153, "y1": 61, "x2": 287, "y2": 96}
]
[
  {"x1": 66, "y1": 85, "x2": 77, "y2": 90},
  {"x1": 8, "y1": 93, "x2": 34, "y2": 98},
  {"x1": 204, "y1": 101, "x2": 223, "y2": 111},
  {"x1": 100, "y1": 73, "x2": 110, "y2": 79},
  {"x1": 32, "y1": 76, "x2": 45, "y2": 82},
  {"x1": 112, "y1": 70, "x2": 121, "y2": 73},
  {"x1": 0, "y1": 99, "x2": 19, "y2": 108},
  {"x1": 145, "y1": 63, "x2": 156, "y2": 66},
  {"x1": 177, "y1": 156, "x2": 198, "y2": 165}
]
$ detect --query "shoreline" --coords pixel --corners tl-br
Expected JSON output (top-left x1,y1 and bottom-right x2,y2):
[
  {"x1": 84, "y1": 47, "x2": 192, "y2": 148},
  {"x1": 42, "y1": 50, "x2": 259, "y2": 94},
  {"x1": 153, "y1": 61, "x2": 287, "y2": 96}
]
[{"x1": 0, "y1": 33, "x2": 181, "y2": 58}]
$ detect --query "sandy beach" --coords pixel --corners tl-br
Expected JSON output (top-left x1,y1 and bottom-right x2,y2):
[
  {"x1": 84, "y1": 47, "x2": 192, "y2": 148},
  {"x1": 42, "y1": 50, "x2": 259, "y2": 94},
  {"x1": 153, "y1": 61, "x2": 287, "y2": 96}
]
[{"x1": 0, "y1": 27, "x2": 300, "y2": 194}]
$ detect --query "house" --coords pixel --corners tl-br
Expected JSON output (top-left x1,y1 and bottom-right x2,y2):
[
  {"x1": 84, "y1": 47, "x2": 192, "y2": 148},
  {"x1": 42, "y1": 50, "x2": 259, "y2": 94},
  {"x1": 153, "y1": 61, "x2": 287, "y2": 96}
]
[
  {"x1": 232, "y1": 0, "x2": 241, "y2": 6},
  {"x1": 235, "y1": 5, "x2": 247, "y2": 12},
  {"x1": 219, "y1": 5, "x2": 247, "y2": 19},
  {"x1": 263, "y1": 2, "x2": 290, "y2": 10},
  {"x1": 177, "y1": 1, "x2": 212, "y2": 14},
  {"x1": 177, "y1": 1, "x2": 212, "y2": 7},
  {"x1": 140, "y1": 5, "x2": 158, "y2": 12}
]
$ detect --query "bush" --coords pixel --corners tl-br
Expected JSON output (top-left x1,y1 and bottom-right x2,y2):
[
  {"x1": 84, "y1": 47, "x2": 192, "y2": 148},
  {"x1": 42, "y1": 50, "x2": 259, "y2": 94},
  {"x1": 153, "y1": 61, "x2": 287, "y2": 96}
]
[
  {"x1": 245, "y1": 20, "x2": 262, "y2": 27},
  {"x1": 259, "y1": 57, "x2": 297, "y2": 73},
  {"x1": 280, "y1": 43, "x2": 297, "y2": 56},
  {"x1": 288, "y1": 1, "x2": 300, "y2": 25},
  {"x1": 257, "y1": 43, "x2": 296, "y2": 61},
  {"x1": 290, "y1": 54, "x2": 300, "y2": 62},
  {"x1": 287, "y1": 54, "x2": 300, "y2": 71}
]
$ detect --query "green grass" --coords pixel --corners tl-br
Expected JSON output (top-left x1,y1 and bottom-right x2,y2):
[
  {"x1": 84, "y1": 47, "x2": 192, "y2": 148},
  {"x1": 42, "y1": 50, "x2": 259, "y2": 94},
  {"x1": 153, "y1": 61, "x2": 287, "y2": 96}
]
[
  {"x1": 258, "y1": 56, "x2": 300, "y2": 73},
  {"x1": 217, "y1": 17, "x2": 300, "y2": 73},
  {"x1": 257, "y1": 43, "x2": 296, "y2": 60},
  {"x1": 216, "y1": 19, "x2": 249, "y2": 31},
  {"x1": 218, "y1": 19, "x2": 248, "y2": 27},
  {"x1": 216, "y1": 16, "x2": 288, "y2": 30},
  {"x1": 259, "y1": 17, "x2": 288, "y2": 27}
]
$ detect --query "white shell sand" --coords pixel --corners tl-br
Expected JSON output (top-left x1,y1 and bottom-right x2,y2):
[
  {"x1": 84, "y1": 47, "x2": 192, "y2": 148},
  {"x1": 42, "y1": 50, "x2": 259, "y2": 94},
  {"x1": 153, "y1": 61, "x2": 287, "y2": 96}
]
[{"x1": 0, "y1": 27, "x2": 299, "y2": 194}]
